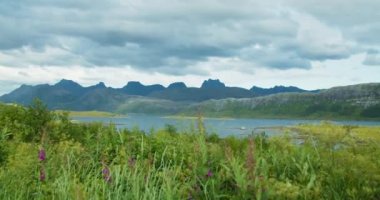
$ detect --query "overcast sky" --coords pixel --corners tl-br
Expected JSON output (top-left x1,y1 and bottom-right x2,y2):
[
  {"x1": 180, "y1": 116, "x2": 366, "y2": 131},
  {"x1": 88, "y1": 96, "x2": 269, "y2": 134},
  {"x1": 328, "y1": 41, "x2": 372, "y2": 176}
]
[{"x1": 0, "y1": 0, "x2": 379, "y2": 95}]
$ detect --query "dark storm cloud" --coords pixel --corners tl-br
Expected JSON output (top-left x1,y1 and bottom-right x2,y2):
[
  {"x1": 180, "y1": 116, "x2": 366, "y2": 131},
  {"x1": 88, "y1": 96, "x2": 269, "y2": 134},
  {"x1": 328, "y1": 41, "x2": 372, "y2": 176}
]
[{"x1": 0, "y1": 0, "x2": 379, "y2": 72}]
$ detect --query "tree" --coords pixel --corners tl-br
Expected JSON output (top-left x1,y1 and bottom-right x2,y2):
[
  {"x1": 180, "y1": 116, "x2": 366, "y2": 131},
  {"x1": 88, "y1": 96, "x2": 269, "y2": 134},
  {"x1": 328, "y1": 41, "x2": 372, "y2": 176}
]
[{"x1": 25, "y1": 98, "x2": 53, "y2": 141}]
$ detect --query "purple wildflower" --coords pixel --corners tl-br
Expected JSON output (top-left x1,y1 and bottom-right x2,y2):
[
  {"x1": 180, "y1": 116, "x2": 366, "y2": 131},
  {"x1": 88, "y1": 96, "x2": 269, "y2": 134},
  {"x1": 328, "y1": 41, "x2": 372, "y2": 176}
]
[
  {"x1": 38, "y1": 149, "x2": 46, "y2": 161},
  {"x1": 102, "y1": 167, "x2": 111, "y2": 183},
  {"x1": 102, "y1": 167, "x2": 109, "y2": 176},
  {"x1": 39, "y1": 168, "x2": 46, "y2": 181},
  {"x1": 206, "y1": 169, "x2": 213, "y2": 178}
]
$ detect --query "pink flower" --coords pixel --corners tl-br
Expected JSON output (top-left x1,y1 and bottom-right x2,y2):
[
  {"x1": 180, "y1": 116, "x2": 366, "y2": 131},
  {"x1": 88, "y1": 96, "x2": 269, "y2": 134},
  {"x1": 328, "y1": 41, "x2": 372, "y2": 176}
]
[
  {"x1": 39, "y1": 168, "x2": 46, "y2": 181},
  {"x1": 102, "y1": 167, "x2": 112, "y2": 183},
  {"x1": 38, "y1": 149, "x2": 46, "y2": 161},
  {"x1": 206, "y1": 169, "x2": 213, "y2": 178}
]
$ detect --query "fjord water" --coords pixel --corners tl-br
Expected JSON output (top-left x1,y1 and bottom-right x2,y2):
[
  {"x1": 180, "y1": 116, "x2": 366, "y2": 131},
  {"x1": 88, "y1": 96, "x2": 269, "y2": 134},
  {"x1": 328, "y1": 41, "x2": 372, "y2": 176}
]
[{"x1": 73, "y1": 114, "x2": 380, "y2": 137}]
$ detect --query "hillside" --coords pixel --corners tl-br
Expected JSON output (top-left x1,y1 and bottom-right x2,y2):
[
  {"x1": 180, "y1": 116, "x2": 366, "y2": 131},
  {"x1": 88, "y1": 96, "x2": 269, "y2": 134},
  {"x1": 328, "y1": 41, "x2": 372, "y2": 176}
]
[{"x1": 182, "y1": 83, "x2": 380, "y2": 119}]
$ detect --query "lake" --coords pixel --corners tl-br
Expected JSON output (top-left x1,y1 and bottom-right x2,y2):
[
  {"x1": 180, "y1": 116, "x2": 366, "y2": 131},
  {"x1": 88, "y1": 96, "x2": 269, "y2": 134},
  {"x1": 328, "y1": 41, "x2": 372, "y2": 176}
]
[{"x1": 73, "y1": 114, "x2": 380, "y2": 137}]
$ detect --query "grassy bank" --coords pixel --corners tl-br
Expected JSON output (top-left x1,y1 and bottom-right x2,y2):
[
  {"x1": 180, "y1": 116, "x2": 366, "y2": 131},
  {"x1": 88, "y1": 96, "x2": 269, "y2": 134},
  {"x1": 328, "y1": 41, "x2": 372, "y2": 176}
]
[
  {"x1": 55, "y1": 110, "x2": 125, "y2": 118},
  {"x1": 1, "y1": 101, "x2": 380, "y2": 199}
]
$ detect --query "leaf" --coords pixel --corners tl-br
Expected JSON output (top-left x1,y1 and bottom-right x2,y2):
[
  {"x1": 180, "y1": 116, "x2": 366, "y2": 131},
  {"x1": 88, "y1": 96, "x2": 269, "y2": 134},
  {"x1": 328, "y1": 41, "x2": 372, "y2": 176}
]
[{"x1": 306, "y1": 173, "x2": 316, "y2": 189}]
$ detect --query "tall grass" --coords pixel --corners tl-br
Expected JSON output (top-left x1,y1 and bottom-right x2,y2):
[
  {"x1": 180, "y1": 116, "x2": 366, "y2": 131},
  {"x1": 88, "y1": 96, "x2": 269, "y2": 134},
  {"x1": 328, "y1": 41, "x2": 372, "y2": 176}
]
[{"x1": 0, "y1": 102, "x2": 380, "y2": 199}]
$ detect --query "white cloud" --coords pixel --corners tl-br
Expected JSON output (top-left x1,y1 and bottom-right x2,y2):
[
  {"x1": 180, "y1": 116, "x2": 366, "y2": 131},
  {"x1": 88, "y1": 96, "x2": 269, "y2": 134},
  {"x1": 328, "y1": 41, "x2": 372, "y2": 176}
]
[
  {"x1": 363, "y1": 50, "x2": 380, "y2": 66},
  {"x1": 290, "y1": 11, "x2": 354, "y2": 60}
]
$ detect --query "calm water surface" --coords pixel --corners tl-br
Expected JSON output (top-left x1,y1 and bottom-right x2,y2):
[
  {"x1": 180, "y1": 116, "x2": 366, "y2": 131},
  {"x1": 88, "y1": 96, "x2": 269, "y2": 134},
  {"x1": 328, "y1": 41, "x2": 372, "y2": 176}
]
[{"x1": 73, "y1": 114, "x2": 380, "y2": 137}]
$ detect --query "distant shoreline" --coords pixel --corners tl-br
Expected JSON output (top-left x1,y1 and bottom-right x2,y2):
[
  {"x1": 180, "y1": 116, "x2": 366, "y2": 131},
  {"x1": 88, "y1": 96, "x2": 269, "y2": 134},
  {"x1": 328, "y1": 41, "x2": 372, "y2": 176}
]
[
  {"x1": 164, "y1": 113, "x2": 380, "y2": 122},
  {"x1": 55, "y1": 110, "x2": 127, "y2": 118},
  {"x1": 163, "y1": 115, "x2": 235, "y2": 120},
  {"x1": 53, "y1": 109, "x2": 380, "y2": 122}
]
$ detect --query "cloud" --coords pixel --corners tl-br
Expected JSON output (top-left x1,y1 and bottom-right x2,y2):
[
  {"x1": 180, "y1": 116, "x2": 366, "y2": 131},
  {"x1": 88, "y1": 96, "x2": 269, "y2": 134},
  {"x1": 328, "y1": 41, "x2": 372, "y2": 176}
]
[
  {"x1": 351, "y1": 24, "x2": 380, "y2": 45},
  {"x1": 287, "y1": 0, "x2": 380, "y2": 26},
  {"x1": 239, "y1": 43, "x2": 311, "y2": 69},
  {"x1": 363, "y1": 49, "x2": 380, "y2": 66},
  {"x1": 287, "y1": 0, "x2": 380, "y2": 47},
  {"x1": 289, "y1": 11, "x2": 354, "y2": 60},
  {"x1": 0, "y1": 0, "x2": 379, "y2": 75}
]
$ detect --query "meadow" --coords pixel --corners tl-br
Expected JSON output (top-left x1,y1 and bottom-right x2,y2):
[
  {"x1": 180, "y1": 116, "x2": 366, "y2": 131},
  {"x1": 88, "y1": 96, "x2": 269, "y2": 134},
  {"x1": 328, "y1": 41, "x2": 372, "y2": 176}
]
[{"x1": 0, "y1": 100, "x2": 379, "y2": 199}]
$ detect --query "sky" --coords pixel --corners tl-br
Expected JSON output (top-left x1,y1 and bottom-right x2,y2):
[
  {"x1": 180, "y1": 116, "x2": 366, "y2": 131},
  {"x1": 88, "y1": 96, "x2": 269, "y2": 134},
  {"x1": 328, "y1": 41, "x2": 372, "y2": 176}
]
[{"x1": 0, "y1": 0, "x2": 380, "y2": 95}]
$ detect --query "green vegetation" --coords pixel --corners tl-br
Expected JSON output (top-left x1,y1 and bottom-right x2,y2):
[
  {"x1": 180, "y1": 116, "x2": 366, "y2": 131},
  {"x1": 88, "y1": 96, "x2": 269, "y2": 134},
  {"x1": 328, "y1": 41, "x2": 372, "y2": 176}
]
[
  {"x1": 183, "y1": 96, "x2": 380, "y2": 120},
  {"x1": 55, "y1": 110, "x2": 124, "y2": 118},
  {"x1": 1, "y1": 101, "x2": 380, "y2": 199}
]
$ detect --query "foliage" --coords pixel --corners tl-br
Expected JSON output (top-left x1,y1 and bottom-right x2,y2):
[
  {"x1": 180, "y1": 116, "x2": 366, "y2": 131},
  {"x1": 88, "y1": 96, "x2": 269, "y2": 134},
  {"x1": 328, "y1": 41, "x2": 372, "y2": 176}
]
[{"x1": 0, "y1": 102, "x2": 380, "y2": 199}]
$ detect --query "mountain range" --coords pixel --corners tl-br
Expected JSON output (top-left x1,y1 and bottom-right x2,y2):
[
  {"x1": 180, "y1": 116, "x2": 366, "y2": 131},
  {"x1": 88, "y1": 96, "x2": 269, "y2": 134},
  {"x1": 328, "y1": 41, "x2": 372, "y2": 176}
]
[
  {"x1": 0, "y1": 79, "x2": 311, "y2": 106},
  {"x1": 1, "y1": 79, "x2": 379, "y2": 119}
]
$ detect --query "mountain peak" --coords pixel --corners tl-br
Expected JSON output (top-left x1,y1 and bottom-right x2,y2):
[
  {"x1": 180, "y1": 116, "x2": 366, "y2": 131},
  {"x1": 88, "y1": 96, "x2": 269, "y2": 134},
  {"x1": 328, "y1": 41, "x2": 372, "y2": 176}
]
[
  {"x1": 19, "y1": 84, "x2": 31, "y2": 89},
  {"x1": 201, "y1": 79, "x2": 225, "y2": 89},
  {"x1": 54, "y1": 79, "x2": 83, "y2": 90},
  {"x1": 168, "y1": 82, "x2": 187, "y2": 89},
  {"x1": 94, "y1": 82, "x2": 106, "y2": 88},
  {"x1": 273, "y1": 85, "x2": 298, "y2": 89},
  {"x1": 55, "y1": 79, "x2": 81, "y2": 87},
  {"x1": 250, "y1": 85, "x2": 306, "y2": 96},
  {"x1": 123, "y1": 81, "x2": 165, "y2": 95},
  {"x1": 125, "y1": 81, "x2": 143, "y2": 87}
]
